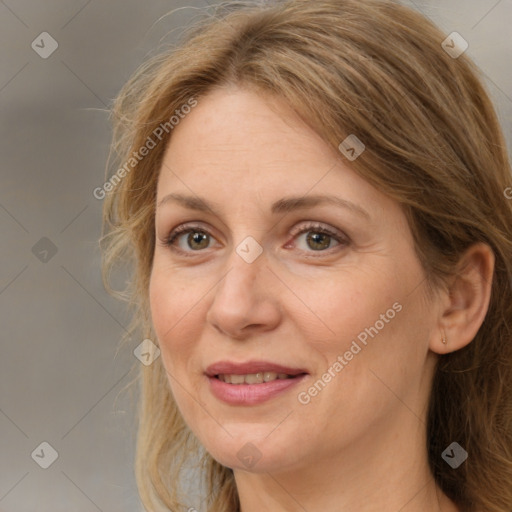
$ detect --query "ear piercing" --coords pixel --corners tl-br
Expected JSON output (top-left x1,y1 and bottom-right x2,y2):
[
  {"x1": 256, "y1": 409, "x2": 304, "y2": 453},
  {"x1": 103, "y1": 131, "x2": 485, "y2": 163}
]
[{"x1": 442, "y1": 331, "x2": 447, "y2": 344}]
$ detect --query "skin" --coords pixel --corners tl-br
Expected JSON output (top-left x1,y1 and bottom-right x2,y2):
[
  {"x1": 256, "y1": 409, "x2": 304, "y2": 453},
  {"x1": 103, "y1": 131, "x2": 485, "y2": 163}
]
[{"x1": 149, "y1": 85, "x2": 494, "y2": 511}]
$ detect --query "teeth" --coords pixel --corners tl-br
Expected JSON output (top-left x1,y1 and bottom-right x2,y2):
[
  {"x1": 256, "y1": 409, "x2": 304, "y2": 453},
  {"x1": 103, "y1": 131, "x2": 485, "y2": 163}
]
[
  {"x1": 245, "y1": 373, "x2": 264, "y2": 384},
  {"x1": 264, "y1": 372, "x2": 278, "y2": 382},
  {"x1": 218, "y1": 372, "x2": 292, "y2": 384},
  {"x1": 230, "y1": 374, "x2": 245, "y2": 384}
]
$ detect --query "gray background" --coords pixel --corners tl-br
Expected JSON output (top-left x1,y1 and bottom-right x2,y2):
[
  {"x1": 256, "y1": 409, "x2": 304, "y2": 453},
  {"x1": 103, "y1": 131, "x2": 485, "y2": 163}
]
[{"x1": 0, "y1": 1, "x2": 511, "y2": 511}]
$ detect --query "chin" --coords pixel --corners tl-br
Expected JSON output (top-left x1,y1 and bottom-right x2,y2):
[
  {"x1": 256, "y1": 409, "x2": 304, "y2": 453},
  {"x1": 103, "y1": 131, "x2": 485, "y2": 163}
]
[{"x1": 197, "y1": 428, "x2": 303, "y2": 474}]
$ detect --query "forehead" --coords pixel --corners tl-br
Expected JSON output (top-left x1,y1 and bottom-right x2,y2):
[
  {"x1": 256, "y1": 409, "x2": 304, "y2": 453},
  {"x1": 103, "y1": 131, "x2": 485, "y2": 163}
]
[
  {"x1": 160, "y1": 88, "x2": 324, "y2": 181},
  {"x1": 155, "y1": 86, "x2": 398, "y2": 225},
  {"x1": 163, "y1": 86, "x2": 336, "y2": 168}
]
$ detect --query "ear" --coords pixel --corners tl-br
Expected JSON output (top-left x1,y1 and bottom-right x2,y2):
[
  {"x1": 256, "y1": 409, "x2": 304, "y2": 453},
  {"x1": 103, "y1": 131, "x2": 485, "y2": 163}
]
[{"x1": 430, "y1": 242, "x2": 495, "y2": 354}]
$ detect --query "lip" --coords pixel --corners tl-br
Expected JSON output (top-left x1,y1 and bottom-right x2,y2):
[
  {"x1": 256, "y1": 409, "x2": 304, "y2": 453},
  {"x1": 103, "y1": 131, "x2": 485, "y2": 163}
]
[
  {"x1": 205, "y1": 360, "x2": 308, "y2": 377},
  {"x1": 205, "y1": 360, "x2": 309, "y2": 406}
]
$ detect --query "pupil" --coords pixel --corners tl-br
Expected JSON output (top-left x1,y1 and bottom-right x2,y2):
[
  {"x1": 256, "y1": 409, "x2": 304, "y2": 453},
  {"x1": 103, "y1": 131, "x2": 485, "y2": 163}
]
[
  {"x1": 189, "y1": 232, "x2": 208, "y2": 249},
  {"x1": 308, "y1": 232, "x2": 329, "y2": 250}
]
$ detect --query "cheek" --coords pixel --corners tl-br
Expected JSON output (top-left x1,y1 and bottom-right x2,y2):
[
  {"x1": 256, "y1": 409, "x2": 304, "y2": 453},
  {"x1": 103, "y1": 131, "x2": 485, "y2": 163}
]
[
  {"x1": 289, "y1": 268, "x2": 403, "y2": 350},
  {"x1": 149, "y1": 271, "x2": 207, "y2": 424},
  {"x1": 291, "y1": 264, "x2": 424, "y2": 404},
  {"x1": 149, "y1": 269, "x2": 200, "y2": 372}
]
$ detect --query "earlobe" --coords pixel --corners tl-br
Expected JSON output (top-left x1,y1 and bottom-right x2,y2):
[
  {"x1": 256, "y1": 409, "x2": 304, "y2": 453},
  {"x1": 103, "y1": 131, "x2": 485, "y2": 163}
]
[{"x1": 430, "y1": 243, "x2": 495, "y2": 355}]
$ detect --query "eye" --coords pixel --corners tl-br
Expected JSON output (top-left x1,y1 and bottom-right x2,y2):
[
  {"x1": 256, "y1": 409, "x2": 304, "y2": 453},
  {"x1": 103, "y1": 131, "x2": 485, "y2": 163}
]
[
  {"x1": 160, "y1": 221, "x2": 349, "y2": 256},
  {"x1": 162, "y1": 223, "x2": 216, "y2": 255},
  {"x1": 288, "y1": 221, "x2": 349, "y2": 255}
]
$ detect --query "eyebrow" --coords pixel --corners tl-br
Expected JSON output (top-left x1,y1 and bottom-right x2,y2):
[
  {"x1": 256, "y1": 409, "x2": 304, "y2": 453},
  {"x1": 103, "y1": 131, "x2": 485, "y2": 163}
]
[{"x1": 157, "y1": 193, "x2": 371, "y2": 220}]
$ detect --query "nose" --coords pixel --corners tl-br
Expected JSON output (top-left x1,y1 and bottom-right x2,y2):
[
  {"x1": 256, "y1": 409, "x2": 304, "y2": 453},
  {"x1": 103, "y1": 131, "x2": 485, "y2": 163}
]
[{"x1": 206, "y1": 243, "x2": 282, "y2": 340}]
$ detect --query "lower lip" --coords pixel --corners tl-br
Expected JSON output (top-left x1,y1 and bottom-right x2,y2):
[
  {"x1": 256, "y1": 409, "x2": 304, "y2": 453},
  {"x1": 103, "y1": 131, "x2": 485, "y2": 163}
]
[{"x1": 207, "y1": 374, "x2": 308, "y2": 405}]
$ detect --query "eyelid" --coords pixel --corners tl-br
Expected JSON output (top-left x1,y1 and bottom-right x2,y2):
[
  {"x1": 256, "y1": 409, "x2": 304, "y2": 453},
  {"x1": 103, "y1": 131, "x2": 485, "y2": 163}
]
[
  {"x1": 286, "y1": 221, "x2": 349, "y2": 256},
  {"x1": 288, "y1": 221, "x2": 347, "y2": 241},
  {"x1": 160, "y1": 220, "x2": 350, "y2": 256},
  {"x1": 160, "y1": 222, "x2": 216, "y2": 252}
]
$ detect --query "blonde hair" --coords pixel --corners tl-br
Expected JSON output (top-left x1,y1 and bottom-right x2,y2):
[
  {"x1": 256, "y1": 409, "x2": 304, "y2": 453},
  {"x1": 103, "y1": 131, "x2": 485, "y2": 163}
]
[{"x1": 101, "y1": 1, "x2": 512, "y2": 510}]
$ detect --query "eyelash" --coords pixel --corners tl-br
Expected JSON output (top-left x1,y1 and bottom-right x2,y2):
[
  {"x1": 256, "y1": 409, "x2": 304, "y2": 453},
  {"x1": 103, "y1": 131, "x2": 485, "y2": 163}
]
[{"x1": 161, "y1": 221, "x2": 350, "y2": 258}]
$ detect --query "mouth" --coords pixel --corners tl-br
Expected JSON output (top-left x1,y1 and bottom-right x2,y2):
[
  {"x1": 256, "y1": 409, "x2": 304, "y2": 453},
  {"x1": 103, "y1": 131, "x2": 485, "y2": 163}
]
[
  {"x1": 215, "y1": 372, "x2": 305, "y2": 384},
  {"x1": 205, "y1": 360, "x2": 309, "y2": 405},
  {"x1": 205, "y1": 360, "x2": 309, "y2": 380}
]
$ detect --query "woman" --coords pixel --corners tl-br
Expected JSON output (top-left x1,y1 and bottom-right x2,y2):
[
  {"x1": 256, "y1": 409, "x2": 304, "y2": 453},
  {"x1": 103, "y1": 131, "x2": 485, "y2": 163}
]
[{"x1": 101, "y1": 1, "x2": 512, "y2": 510}]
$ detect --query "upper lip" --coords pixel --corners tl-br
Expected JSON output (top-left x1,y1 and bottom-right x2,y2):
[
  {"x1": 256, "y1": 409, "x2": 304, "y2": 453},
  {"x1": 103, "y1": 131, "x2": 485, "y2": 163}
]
[{"x1": 205, "y1": 360, "x2": 309, "y2": 377}]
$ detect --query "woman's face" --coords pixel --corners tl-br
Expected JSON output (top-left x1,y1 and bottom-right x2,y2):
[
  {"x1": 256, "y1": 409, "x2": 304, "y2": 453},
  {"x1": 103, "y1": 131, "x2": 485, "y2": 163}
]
[{"x1": 150, "y1": 86, "x2": 440, "y2": 474}]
